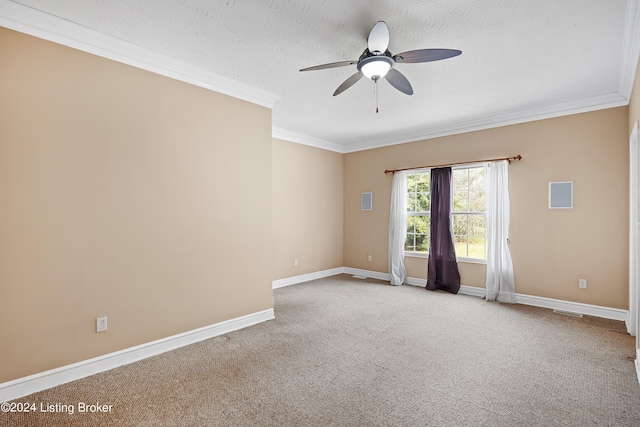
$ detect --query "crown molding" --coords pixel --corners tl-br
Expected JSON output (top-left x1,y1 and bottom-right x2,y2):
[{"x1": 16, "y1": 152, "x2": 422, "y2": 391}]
[
  {"x1": 2, "y1": 0, "x2": 635, "y2": 153},
  {"x1": 274, "y1": 90, "x2": 627, "y2": 154},
  {"x1": 620, "y1": 0, "x2": 640, "y2": 99},
  {"x1": 0, "y1": 0, "x2": 279, "y2": 109},
  {"x1": 277, "y1": 1, "x2": 639, "y2": 154},
  {"x1": 341, "y1": 92, "x2": 628, "y2": 153},
  {"x1": 272, "y1": 127, "x2": 345, "y2": 153}
]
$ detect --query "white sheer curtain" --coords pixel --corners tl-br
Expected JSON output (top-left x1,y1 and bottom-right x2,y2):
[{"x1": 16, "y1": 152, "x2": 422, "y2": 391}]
[
  {"x1": 388, "y1": 171, "x2": 407, "y2": 285},
  {"x1": 485, "y1": 160, "x2": 516, "y2": 302}
]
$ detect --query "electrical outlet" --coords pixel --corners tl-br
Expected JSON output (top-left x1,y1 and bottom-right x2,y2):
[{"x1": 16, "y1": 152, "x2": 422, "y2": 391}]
[
  {"x1": 367, "y1": 254, "x2": 372, "y2": 262},
  {"x1": 294, "y1": 259, "x2": 298, "y2": 267},
  {"x1": 579, "y1": 279, "x2": 587, "y2": 289},
  {"x1": 96, "y1": 316, "x2": 108, "y2": 332}
]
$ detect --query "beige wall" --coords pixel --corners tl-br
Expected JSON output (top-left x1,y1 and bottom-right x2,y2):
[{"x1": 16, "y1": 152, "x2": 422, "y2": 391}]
[
  {"x1": 344, "y1": 107, "x2": 629, "y2": 309},
  {"x1": 0, "y1": 28, "x2": 273, "y2": 383},
  {"x1": 272, "y1": 139, "x2": 343, "y2": 280},
  {"x1": 1, "y1": 24, "x2": 635, "y2": 385}
]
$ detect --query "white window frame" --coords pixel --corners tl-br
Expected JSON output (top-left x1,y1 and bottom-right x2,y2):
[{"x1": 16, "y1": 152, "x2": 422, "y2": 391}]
[
  {"x1": 451, "y1": 164, "x2": 487, "y2": 263},
  {"x1": 404, "y1": 168, "x2": 431, "y2": 258},
  {"x1": 403, "y1": 164, "x2": 487, "y2": 263}
]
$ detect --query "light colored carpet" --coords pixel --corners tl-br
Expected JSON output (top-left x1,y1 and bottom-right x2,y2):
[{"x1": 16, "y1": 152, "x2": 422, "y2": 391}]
[{"x1": 3, "y1": 274, "x2": 639, "y2": 426}]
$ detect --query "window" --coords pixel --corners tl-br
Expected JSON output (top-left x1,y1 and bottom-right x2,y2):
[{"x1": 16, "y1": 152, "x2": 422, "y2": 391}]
[
  {"x1": 404, "y1": 165, "x2": 486, "y2": 261},
  {"x1": 452, "y1": 166, "x2": 486, "y2": 260},
  {"x1": 405, "y1": 172, "x2": 430, "y2": 254}
]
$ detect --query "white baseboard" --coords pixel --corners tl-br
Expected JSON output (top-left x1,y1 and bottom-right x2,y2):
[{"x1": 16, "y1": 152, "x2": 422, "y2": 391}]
[
  {"x1": 272, "y1": 267, "x2": 344, "y2": 289},
  {"x1": 458, "y1": 285, "x2": 488, "y2": 298},
  {"x1": 4, "y1": 267, "x2": 631, "y2": 401},
  {"x1": 342, "y1": 267, "x2": 390, "y2": 281},
  {"x1": 342, "y1": 267, "x2": 629, "y2": 322},
  {"x1": 0, "y1": 309, "x2": 274, "y2": 403},
  {"x1": 514, "y1": 294, "x2": 628, "y2": 322},
  {"x1": 273, "y1": 267, "x2": 390, "y2": 287}
]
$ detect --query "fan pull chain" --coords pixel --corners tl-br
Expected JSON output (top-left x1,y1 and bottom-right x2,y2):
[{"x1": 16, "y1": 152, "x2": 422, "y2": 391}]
[{"x1": 375, "y1": 79, "x2": 379, "y2": 113}]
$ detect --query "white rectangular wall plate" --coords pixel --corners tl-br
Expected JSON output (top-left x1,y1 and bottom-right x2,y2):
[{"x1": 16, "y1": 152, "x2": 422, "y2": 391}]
[
  {"x1": 361, "y1": 192, "x2": 372, "y2": 211},
  {"x1": 96, "y1": 316, "x2": 108, "y2": 332},
  {"x1": 549, "y1": 181, "x2": 573, "y2": 209}
]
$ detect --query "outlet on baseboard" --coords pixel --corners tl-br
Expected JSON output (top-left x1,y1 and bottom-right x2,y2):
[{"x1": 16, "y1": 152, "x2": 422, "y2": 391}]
[
  {"x1": 579, "y1": 279, "x2": 587, "y2": 289},
  {"x1": 96, "y1": 316, "x2": 108, "y2": 332}
]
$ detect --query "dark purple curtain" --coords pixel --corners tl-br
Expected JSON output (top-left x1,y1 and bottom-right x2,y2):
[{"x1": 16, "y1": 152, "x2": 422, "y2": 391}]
[{"x1": 426, "y1": 167, "x2": 461, "y2": 294}]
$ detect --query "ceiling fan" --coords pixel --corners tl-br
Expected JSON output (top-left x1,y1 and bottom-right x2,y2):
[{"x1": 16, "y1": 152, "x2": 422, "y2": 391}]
[{"x1": 300, "y1": 21, "x2": 461, "y2": 98}]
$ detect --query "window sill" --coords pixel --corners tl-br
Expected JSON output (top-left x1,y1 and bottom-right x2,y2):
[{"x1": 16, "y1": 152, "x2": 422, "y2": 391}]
[
  {"x1": 456, "y1": 258, "x2": 487, "y2": 265},
  {"x1": 404, "y1": 252, "x2": 487, "y2": 265},
  {"x1": 404, "y1": 252, "x2": 428, "y2": 259}
]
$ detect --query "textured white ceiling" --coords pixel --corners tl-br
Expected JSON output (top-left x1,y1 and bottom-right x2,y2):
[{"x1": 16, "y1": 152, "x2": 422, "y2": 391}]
[{"x1": 5, "y1": 0, "x2": 637, "y2": 151}]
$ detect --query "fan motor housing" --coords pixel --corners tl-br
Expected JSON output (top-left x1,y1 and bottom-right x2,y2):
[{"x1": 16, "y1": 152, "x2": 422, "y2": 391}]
[{"x1": 357, "y1": 51, "x2": 395, "y2": 81}]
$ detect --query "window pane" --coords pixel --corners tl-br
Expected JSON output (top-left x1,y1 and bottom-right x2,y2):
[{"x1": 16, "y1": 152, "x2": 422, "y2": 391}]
[
  {"x1": 415, "y1": 215, "x2": 430, "y2": 235},
  {"x1": 454, "y1": 239, "x2": 468, "y2": 258},
  {"x1": 469, "y1": 167, "x2": 484, "y2": 189},
  {"x1": 453, "y1": 169, "x2": 468, "y2": 190},
  {"x1": 416, "y1": 234, "x2": 429, "y2": 253},
  {"x1": 469, "y1": 215, "x2": 485, "y2": 237},
  {"x1": 406, "y1": 215, "x2": 416, "y2": 234},
  {"x1": 453, "y1": 191, "x2": 468, "y2": 212},
  {"x1": 416, "y1": 173, "x2": 430, "y2": 192},
  {"x1": 416, "y1": 192, "x2": 430, "y2": 212},
  {"x1": 468, "y1": 237, "x2": 486, "y2": 259},
  {"x1": 407, "y1": 174, "x2": 416, "y2": 192},
  {"x1": 404, "y1": 234, "x2": 415, "y2": 252},
  {"x1": 453, "y1": 214, "x2": 468, "y2": 236},
  {"x1": 407, "y1": 193, "x2": 416, "y2": 212},
  {"x1": 469, "y1": 189, "x2": 485, "y2": 212}
]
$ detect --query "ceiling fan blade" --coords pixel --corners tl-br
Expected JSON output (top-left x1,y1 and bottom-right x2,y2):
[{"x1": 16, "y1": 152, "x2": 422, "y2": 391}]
[
  {"x1": 385, "y1": 68, "x2": 413, "y2": 95},
  {"x1": 394, "y1": 48, "x2": 462, "y2": 63},
  {"x1": 368, "y1": 21, "x2": 390, "y2": 54},
  {"x1": 300, "y1": 60, "x2": 358, "y2": 72},
  {"x1": 333, "y1": 72, "x2": 363, "y2": 96}
]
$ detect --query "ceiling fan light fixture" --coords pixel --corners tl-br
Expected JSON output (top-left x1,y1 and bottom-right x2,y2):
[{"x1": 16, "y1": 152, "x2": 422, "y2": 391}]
[
  {"x1": 357, "y1": 55, "x2": 394, "y2": 81},
  {"x1": 301, "y1": 20, "x2": 461, "y2": 98}
]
